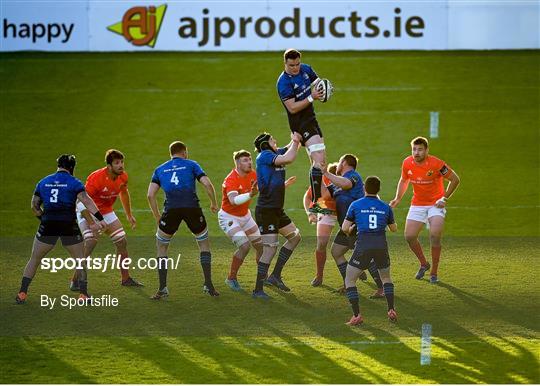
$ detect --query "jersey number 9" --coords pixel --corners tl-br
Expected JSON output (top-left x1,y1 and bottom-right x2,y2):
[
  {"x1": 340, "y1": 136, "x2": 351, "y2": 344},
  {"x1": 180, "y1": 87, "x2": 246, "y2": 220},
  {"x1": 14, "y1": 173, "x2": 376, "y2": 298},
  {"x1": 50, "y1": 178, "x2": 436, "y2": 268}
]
[{"x1": 369, "y1": 214, "x2": 377, "y2": 229}]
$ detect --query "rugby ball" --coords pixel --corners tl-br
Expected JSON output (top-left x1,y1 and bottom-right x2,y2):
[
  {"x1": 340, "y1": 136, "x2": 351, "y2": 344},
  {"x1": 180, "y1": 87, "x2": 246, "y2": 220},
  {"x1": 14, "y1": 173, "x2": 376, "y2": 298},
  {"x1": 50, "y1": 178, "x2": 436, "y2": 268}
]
[{"x1": 315, "y1": 78, "x2": 334, "y2": 103}]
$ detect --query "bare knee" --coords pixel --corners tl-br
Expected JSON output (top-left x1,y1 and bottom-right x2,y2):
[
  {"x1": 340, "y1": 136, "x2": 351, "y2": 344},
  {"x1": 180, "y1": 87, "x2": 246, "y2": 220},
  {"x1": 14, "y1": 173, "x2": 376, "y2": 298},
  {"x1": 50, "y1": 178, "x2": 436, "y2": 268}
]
[
  {"x1": 236, "y1": 242, "x2": 251, "y2": 259},
  {"x1": 430, "y1": 234, "x2": 442, "y2": 247}
]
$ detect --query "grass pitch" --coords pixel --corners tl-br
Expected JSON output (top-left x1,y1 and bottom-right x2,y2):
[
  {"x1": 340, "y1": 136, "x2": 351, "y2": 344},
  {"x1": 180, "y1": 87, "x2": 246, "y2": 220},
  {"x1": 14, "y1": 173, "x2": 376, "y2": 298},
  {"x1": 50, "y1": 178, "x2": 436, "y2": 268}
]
[{"x1": 0, "y1": 50, "x2": 539, "y2": 383}]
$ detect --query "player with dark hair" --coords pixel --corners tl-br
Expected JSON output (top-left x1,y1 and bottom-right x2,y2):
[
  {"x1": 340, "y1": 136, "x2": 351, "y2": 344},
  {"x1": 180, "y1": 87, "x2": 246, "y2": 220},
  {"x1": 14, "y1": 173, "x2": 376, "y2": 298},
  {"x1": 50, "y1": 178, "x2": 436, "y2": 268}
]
[
  {"x1": 252, "y1": 131, "x2": 303, "y2": 299},
  {"x1": 390, "y1": 137, "x2": 460, "y2": 283},
  {"x1": 277, "y1": 48, "x2": 332, "y2": 215},
  {"x1": 147, "y1": 141, "x2": 219, "y2": 299},
  {"x1": 342, "y1": 176, "x2": 398, "y2": 325},
  {"x1": 15, "y1": 154, "x2": 105, "y2": 304},
  {"x1": 71, "y1": 149, "x2": 142, "y2": 289}
]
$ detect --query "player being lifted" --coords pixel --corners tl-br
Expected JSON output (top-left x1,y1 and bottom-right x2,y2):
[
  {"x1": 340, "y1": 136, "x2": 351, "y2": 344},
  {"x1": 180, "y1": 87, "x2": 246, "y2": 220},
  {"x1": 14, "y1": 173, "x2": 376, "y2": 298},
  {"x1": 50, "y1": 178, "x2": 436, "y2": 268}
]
[
  {"x1": 341, "y1": 176, "x2": 398, "y2": 325},
  {"x1": 16, "y1": 155, "x2": 105, "y2": 304},
  {"x1": 390, "y1": 137, "x2": 460, "y2": 283},
  {"x1": 277, "y1": 48, "x2": 333, "y2": 215},
  {"x1": 148, "y1": 141, "x2": 219, "y2": 299},
  {"x1": 252, "y1": 132, "x2": 303, "y2": 299},
  {"x1": 71, "y1": 149, "x2": 142, "y2": 289},
  {"x1": 219, "y1": 150, "x2": 262, "y2": 291}
]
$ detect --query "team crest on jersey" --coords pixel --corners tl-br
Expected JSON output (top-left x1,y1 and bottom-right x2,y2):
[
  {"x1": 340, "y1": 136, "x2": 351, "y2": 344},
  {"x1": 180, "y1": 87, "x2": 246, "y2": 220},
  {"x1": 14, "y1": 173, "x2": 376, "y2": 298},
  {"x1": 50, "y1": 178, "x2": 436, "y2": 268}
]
[
  {"x1": 303, "y1": 73, "x2": 309, "y2": 79},
  {"x1": 268, "y1": 224, "x2": 276, "y2": 231},
  {"x1": 426, "y1": 170, "x2": 433, "y2": 177}
]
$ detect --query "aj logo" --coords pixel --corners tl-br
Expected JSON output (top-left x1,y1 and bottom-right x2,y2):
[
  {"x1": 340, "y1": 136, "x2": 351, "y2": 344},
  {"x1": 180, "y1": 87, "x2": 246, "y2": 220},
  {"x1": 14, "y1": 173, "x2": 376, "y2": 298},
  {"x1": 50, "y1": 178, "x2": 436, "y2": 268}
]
[{"x1": 108, "y1": 5, "x2": 167, "y2": 47}]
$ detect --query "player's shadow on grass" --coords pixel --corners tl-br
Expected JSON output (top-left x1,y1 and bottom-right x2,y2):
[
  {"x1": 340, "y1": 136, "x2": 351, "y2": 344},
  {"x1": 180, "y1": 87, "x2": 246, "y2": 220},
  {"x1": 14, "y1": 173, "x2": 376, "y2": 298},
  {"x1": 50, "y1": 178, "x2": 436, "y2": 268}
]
[
  {"x1": 436, "y1": 281, "x2": 538, "y2": 334},
  {"x1": 356, "y1": 296, "x2": 538, "y2": 383},
  {"x1": 0, "y1": 337, "x2": 95, "y2": 383},
  {"x1": 106, "y1": 335, "x2": 231, "y2": 383}
]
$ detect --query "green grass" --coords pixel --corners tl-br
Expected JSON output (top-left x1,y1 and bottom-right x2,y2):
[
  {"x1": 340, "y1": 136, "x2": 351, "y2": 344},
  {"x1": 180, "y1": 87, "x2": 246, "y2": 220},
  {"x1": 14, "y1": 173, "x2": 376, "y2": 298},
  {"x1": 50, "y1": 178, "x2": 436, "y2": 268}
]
[{"x1": 0, "y1": 50, "x2": 539, "y2": 383}]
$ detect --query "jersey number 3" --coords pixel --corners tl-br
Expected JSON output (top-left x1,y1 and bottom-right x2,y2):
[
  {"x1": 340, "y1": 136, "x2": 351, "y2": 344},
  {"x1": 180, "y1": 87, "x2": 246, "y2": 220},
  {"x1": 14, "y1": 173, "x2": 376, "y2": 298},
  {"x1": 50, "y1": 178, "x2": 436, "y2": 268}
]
[
  {"x1": 50, "y1": 189, "x2": 59, "y2": 203},
  {"x1": 170, "y1": 172, "x2": 179, "y2": 185}
]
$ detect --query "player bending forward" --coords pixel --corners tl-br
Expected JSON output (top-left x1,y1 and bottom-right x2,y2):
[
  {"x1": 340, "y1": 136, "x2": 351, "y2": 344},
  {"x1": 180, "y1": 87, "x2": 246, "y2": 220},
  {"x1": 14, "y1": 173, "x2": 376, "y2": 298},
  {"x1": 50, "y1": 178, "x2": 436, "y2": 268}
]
[
  {"x1": 341, "y1": 176, "x2": 398, "y2": 325},
  {"x1": 72, "y1": 149, "x2": 142, "y2": 289}
]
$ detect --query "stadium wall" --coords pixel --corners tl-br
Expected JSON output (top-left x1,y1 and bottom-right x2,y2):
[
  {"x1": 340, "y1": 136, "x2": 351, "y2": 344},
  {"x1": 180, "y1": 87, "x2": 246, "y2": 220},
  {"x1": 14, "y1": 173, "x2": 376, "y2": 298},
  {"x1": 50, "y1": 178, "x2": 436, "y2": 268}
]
[{"x1": 1, "y1": 0, "x2": 538, "y2": 52}]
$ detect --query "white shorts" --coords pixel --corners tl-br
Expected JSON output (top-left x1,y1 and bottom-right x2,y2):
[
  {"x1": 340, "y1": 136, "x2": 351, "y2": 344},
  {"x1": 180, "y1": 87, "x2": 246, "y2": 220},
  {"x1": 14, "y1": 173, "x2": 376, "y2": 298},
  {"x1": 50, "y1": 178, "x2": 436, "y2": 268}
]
[
  {"x1": 406, "y1": 205, "x2": 446, "y2": 224},
  {"x1": 218, "y1": 209, "x2": 261, "y2": 247},
  {"x1": 76, "y1": 202, "x2": 119, "y2": 226},
  {"x1": 317, "y1": 213, "x2": 337, "y2": 227}
]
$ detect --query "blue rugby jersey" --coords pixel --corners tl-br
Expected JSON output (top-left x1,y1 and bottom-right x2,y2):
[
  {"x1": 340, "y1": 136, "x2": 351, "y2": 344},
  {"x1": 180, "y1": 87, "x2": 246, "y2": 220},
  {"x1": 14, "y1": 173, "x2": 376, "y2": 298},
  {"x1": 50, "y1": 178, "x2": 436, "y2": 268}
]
[
  {"x1": 34, "y1": 171, "x2": 85, "y2": 221},
  {"x1": 151, "y1": 157, "x2": 206, "y2": 209},
  {"x1": 256, "y1": 148, "x2": 288, "y2": 208},
  {"x1": 346, "y1": 196, "x2": 395, "y2": 250},
  {"x1": 277, "y1": 63, "x2": 319, "y2": 132}
]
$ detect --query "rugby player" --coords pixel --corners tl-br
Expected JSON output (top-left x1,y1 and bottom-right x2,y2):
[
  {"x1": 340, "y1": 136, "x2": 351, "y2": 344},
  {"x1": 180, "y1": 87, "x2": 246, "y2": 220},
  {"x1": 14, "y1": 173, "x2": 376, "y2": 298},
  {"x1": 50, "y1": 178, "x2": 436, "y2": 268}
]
[
  {"x1": 342, "y1": 176, "x2": 398, "y2": 325},
  {"x1": 302, "y1": 162, "x2": 338, "y2": 287},
  {"x1": 147, "y1": 141, "x2": 219, "y2": 299},
  {"x1": 252, "y1": 132, "x2": 303, "y2": 299},
  {"x1": 277, "y1": 48, "x2": 330, "y2": 215},
  {"x1": 16, "y1": 155, "x2": 105, "y2": 304},
  {"x1": 219, "y1": 150, "x2": 262, "y2": 291},
  {"x1": 390, "y1": 137, "x2": 460, "y2": 283},
  {"x1": 71, "y1": 149, "x2": 142, "y2": 289}
]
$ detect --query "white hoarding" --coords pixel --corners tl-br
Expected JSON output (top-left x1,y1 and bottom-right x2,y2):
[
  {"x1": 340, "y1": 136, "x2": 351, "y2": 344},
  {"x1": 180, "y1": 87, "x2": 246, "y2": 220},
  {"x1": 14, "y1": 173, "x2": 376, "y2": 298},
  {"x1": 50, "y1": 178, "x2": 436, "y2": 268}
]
[{"x1": 0, "y1": 1, "x2": 538, "y2": 51}]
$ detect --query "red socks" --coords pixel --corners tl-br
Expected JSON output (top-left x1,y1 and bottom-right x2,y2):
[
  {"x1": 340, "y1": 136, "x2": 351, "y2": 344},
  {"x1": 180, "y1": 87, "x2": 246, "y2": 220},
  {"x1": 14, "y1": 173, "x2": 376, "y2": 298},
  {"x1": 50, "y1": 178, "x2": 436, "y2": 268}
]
[
  {"x1": 408, "y1": 240, "x2": 428, "y2": 266},
  {"x1": 228, "y1": 256, "x2": 244, "y2": 280},
  {"x1": 315, "y1": 250, "x2": 326, "y2": 279},
  {"x1": 431, "y1": 246, "x2": 441, "y2": 275}
]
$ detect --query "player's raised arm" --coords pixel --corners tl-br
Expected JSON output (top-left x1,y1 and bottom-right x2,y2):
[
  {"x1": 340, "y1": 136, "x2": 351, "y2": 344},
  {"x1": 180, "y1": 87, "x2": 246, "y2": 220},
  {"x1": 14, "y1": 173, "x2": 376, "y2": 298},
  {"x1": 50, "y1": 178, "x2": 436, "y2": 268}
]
[
  {"x1": 119, "y1": 185, "x2": 136, "y2": 229},
  {"x1": 389, "y1": 176, "x2": 410, "y2": 208},
  {"x1": 274, "y1": 134, "x2": 302, "y2": 166},
  {"x1": 199, "y1": 176, "x2": 218, "y2": 214},
  {"x1": 228, "y1": 179, "x2": 258, "y2": 206},
  {"x1": 282, "y1": 87, "x2": 323, "y2": 114},
  {"x1": 147, "y1": 182, "x2": 161, "y2": 223}
]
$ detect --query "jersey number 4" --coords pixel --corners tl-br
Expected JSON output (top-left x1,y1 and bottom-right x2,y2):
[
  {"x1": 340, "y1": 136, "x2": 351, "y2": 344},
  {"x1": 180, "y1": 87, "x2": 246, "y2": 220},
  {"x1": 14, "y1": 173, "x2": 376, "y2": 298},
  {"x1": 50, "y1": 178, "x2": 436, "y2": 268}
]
[
  {"x1": 50, "y1": 189, "x2": 59, "y2": 203},
  {"x1": 170, "y1": 172, "x2": 179, "y2": 185}
]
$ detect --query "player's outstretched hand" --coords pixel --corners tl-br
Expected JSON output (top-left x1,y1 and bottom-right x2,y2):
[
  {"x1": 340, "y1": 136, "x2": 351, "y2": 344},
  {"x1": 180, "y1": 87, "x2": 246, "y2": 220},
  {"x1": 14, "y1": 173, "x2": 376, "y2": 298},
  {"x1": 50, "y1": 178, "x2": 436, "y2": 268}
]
[
  {"x1": 389, "y1": 198, "x2": 400, "y2": 208},
  {"x1": 291, "y1": 132, "x2": 302, "y2": 144},
  {"x1": 307, "y1": 213, "x2": 317, "y2": 224},
  {"x1": 250, "y1": 179, "x2": 259, "y2": 197},
  {"x1": 285, "y1": 176, "x2": 297, "y2": 188},
  {"x1": 127, "y1": 214, "x2": 137, "y2": 229}
]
